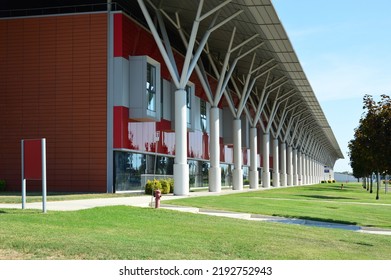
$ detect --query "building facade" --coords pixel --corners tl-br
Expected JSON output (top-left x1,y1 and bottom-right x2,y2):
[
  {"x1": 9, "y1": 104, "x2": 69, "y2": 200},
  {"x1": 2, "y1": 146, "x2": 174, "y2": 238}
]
[{"x1": 0, "y1": 1, "x2": 343, "y2": 193}]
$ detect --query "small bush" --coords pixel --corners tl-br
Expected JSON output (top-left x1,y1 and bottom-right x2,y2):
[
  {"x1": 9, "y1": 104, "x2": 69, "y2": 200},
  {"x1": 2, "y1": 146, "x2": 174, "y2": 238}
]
[
  {"x1": 327, "y1": 180, "x2": 332, "y2": 183},
  {"x1": 167, "y1": 178, "x2": 174, "y2": 193},
  {"x1": 0, "y1": 180, "x2": 5, "y2": 192},
  {"x1": 321, "y1": 181, "x2": 325, "y2": 183},
  {"x1": 145, "y1": 179, "x2": 162, "y2": 195},
  {"x1": 243, "y1": 179, "x2": 250, "y2": 185},
  {"x1": 160, "y1": 179, "x2": 170, "y2": 194},
  {"x1": 332, "y1": 180, "x2": 336, "y2": 183}
]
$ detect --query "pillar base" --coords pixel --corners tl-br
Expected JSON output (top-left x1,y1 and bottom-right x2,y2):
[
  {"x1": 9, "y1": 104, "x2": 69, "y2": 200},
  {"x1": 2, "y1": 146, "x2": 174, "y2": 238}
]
[
  {"x1": 262, "y1": 170, "x2": 270, "y2": 188},
  {"x1": 173, "y1": 163, "x2": 189, "y2": 196},
  {"x1": 293, "y1": 175, "x2": 298, "y2": 186},
  {"x1": 208, "y1": 166, "x2": 221, "y2": 192},
  {"x1": 273, "y1": 172, "x2": 280, "y2": 187},
  {"x1": 249, "y1": 170, "x2": 259, "y2": 189},
  {"x1": 280, "y1": 173, "x2": 287, "y2": 187},
  {"x1": 232, "y1": 168, "x2": 243, "y2": 190}
]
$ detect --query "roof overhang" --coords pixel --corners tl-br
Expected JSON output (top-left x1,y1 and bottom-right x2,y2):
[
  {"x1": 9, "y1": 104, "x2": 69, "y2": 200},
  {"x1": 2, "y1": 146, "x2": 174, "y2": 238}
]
[{"x1": 137, "y1": 0, "x2": 343, "y2": 161}]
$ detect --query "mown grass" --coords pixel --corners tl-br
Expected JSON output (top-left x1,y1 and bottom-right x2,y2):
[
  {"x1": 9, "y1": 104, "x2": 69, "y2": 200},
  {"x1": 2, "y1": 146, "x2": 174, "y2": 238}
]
[
  {"x1": 0, "y1": 192, "x2": 137, "y2": 204},
  {"x1": 165, "y1": 183, "x2": 391, "y2": 228},
  {"x1": 1, "y1": 206, "x2": 391, "y2": 260}
]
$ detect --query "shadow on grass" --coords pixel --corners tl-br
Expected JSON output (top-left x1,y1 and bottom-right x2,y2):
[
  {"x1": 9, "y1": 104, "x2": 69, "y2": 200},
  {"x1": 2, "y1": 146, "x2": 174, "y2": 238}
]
[
  {"x1": 273, "y1": 214, "x2": 358, "y2": 226},
  {"x1": 0, "y1": 209, "x2": 42, "y2": 215},
  {"x1": 305, "y1": 185, "x2": 352, "y2": 191},
  {"x1": 297, "y1": 195, "x2": 355, "y2": 200}
]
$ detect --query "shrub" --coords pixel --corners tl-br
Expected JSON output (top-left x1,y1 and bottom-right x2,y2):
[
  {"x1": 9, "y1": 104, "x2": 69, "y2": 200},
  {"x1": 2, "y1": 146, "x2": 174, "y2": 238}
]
[
  {"x1": 160, "y1": 179, "x2": 170, "y2": 194},
  {"x1": 332, "y1": 180, "x2": 336, "y2": 183},
  {"x1": 327, "y1": 180, "x2": 332, "y2": 183},
  {"x1": 167, "y1": 178, "x2": 174, "y2": 193},
  {"x1": 321, "y1": 181, "x2": 325, "y2": 183},
  {"x1": 0, "y1": 180, "x2": 5, "y2": 192},
  {"x1": 144, "y1": 179, "x2": 162, "y2": 195},
  {"x1": 243, "y1": 179, "x2": 250, "y2": 185}
]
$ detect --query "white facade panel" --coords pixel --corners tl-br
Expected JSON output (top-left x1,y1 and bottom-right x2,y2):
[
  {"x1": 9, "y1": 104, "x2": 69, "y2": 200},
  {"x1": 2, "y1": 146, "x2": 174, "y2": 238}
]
[
  {"x1": 129, "y1": 55, "x2": 161, "y2": 122},
  {"x1": 113, "y1": 57, "x2": 130, "y2": 107}
]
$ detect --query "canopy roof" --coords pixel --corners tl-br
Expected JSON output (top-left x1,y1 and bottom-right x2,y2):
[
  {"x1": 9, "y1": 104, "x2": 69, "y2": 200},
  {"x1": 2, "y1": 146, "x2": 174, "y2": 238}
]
[
  {"x1": 0, "y1": 0, "x2": 344, "y2": 163},
  {"x1": 135, "y1": 0, "x2": 343, "y2": 161}
]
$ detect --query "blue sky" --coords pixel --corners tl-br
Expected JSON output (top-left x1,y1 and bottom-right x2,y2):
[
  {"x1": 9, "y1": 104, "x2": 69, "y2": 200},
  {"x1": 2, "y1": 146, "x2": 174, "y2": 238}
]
[{"x1": 272, "y1": 0, "x2": 391, "y2": 172}]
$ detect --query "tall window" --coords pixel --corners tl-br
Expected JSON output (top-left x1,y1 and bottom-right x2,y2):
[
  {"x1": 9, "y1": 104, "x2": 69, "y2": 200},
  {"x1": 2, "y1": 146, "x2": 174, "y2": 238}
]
[
  {"x1": 200, "y1": 99, "x2": 207, "y2": 132},
  {"x1": 146, "y1": 63, "x2": 156, "y2": 112},
  {"x1": 186, "y1": 85, "x2": 192, "y2": 126}
]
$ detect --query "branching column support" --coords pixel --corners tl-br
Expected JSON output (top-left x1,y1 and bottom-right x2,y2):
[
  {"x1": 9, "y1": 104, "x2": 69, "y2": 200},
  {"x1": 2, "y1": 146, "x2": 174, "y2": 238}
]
[
  {"x1": 246, "y1": 76, "x2": 288, "y2": 188},
  {"x1": 260, "y1": 80, "x2": 288, "y2": 188},
  {"x1": 202, "y1": 31, "x2": 263, "y2": 192},
  {"x1": 229, "y1": 57, "x2": 276, "y2": 191},
  {"x1": 274, "y1": 98, "x2": 299, "y2": 187},
  {"x1": 138, "y1": 0, "x2": 240, "y2": 195},
  {"x1": 264, "y1": 89, "x2": 294, "y2": 188},
  {"x1": 282, "y1": 106, "x2": 302, "y2": 186},
  {"x1": 292, "y1": 114, "x2": 312, "y2": 185}
]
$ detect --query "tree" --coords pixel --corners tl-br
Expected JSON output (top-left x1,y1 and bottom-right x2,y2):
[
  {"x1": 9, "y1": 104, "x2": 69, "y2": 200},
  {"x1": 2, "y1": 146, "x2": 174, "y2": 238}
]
[{"x1": 348, "y1": 94, "x2": 391, "y2": 199}]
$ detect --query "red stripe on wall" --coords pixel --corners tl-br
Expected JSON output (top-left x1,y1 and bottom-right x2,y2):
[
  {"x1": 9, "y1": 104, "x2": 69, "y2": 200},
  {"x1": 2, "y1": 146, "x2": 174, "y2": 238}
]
[
  {"x1": 114, "y1": 13, "x2": 123, "y2": 57},
  {"x1": 113, "y1": 106, "x2": 129, "y2": 148}
]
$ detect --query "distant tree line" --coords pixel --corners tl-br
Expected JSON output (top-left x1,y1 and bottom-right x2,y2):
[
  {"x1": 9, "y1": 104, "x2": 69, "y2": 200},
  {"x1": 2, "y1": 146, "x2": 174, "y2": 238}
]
[{"x1": 348, "y1": 94, "x2": 390, "y2": 199}]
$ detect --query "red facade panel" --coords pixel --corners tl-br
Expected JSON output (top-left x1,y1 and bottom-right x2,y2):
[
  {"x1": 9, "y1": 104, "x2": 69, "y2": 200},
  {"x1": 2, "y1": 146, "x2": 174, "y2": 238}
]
[
  {"x1": 112, "y1": 13, "x2": 237, "y2": 163},
  {"x1": 0, "y1": 13, "x2": 107, "y2": 192}
]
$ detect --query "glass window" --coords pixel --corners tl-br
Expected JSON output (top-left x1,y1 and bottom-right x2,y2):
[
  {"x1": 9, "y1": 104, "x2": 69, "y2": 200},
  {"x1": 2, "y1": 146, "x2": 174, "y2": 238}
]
[
  {"x1": 200, "y1": 99, "x2": 207, "y2": 132},
  {"x1": 114, "y1": 152, "x2": 174, "y2": 192},
  {"x1": 146, "y1": 63, "x2": 156, "y2": 112}
]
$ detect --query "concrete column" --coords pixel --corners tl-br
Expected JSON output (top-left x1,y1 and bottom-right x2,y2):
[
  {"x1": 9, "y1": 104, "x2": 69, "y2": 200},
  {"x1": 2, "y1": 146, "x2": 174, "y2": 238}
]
[
  {"x1": 317, "y1": 162, "x2": 320, "y2": 183},
  {"x1": 307, "y1": 156, "x2": 311, "y2": 184},
  {"x1": 304, "y1": 155, "x2": 309, "y2": 185},
  {"x1": 297, "y1": 151, "x2": 302, "y2": 185},
  {"x1": 174, "y1": 89, "x2": 189, "y2": 195},
  {"x1": 209, "y1": 107, "x2": 221, "y2": 192},
  {"x1": 306, "y1": 156, "x2": 310, "y2": 184},
  {"x1": 308, "y1": 158, "x2": 312, "y2": 184},
  {"x1": 232, "y1": 119, "x2": 243, "y2": 190},
  {"x1": 302, "y1": 154, "x2": 307, "y2": 185},
  {"x1": 292, "y1": 148, "x2": 298, "y2": 186},
  {"x1": 249, "y1": 127, "x2": 258, "y2": 189},
  {"x1": 310, "y1": 158, "x2": 314, "y2": 184},
  {"x1": 280, "y1": 142, "x2": 287, "y2": 187},
  {"x1": 287, "y1": 145, "x2": 293, "y2": 186},
  {"x1": 272, "y1": 138, "x2": 280, "y2": 187},
  {"x1": 262, "y1": 132, "x2": 270, "y2": 188},
  {"x1": 308, "y1": 156, "x2": 311, "y2": 184},
  {"x1": 320, "y1": 163, "x2": 323, "y2": 183}
]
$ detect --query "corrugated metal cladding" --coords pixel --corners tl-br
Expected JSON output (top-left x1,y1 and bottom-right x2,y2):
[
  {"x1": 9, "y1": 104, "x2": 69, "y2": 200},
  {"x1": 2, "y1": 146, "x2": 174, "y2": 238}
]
[{"x1": 0, "y1": 13, "x2": 107, "y2": 192}]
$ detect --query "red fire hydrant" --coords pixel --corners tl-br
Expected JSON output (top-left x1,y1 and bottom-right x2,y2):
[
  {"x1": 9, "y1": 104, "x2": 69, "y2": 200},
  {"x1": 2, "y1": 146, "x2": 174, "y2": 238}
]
[{"x1": 154, "y1": 189, "x2": 161, "y2": 208}]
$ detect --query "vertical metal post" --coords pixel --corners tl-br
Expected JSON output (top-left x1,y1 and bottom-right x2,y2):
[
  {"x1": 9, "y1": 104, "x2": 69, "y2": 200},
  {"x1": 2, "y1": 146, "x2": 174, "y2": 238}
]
[
  {"x1": 42, "y1": 138, "x2": 47, "y2": 213},
  {"x1": 21, "y1": 140, "x2": 26, "y2": 209}
]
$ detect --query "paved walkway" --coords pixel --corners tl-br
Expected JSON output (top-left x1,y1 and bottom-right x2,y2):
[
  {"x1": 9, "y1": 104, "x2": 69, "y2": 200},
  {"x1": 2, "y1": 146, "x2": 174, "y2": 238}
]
[{"x1": 1, "y1": 189, "x2": 391, "y2": 235}]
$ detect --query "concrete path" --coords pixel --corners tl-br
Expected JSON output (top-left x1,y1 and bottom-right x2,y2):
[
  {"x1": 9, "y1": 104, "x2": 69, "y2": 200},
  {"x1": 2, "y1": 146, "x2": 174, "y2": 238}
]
[{"x1": 1, "y1": 189, "x2": 391, "y2": 235}]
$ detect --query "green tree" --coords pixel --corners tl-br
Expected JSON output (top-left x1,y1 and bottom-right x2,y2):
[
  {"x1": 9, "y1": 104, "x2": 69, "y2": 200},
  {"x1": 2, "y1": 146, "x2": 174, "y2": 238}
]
[{"x1": 348, "y1": 94, "x2": 391, "y2": 199}]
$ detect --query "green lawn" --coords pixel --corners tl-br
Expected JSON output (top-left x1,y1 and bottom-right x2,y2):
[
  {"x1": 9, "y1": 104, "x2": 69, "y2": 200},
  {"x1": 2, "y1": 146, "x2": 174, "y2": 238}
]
[
  {"x1": 165, "y1": 183, "x2": 391, "y2": 228},
  {"x1": 0, "y1": 192, "x2": 136, "y2": 204},
  {"x1": 1, "y1": 182, "x2": 390, "y2": 260},
  {"x1": 1, "y1": 206, "x2": 391, "y2": 260}
]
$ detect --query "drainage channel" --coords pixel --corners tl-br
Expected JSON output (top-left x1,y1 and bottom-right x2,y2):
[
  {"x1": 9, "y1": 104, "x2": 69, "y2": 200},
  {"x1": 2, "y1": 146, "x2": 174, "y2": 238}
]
[{"x1": 160, "y1": 205, "x2": 391, "y2": 235}]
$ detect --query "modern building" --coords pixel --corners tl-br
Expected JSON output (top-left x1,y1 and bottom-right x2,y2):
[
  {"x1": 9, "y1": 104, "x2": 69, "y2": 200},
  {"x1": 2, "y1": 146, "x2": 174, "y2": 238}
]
[{"x1": 0, "y1": 0, "x2": 343, "y2": 194}]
